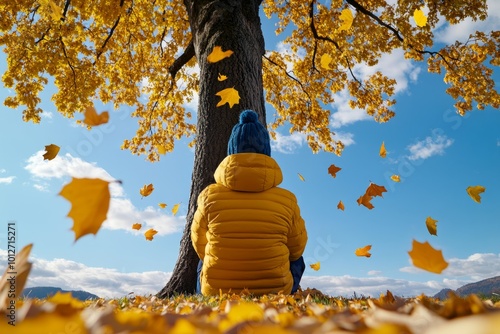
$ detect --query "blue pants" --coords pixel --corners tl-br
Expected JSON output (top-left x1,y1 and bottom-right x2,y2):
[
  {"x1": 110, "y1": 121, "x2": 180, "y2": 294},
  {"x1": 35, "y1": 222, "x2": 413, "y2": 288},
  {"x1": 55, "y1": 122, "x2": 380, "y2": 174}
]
[{"x1": 196, "y1": 256, "x2": 305, "y2": 294}]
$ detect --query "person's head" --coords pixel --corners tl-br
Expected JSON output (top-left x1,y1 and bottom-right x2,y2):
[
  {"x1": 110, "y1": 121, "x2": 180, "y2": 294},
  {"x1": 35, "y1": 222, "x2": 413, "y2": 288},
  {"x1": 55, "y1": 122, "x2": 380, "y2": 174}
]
[{"x1": 227, "y1": 110, "x2": 271, "y2": 156}]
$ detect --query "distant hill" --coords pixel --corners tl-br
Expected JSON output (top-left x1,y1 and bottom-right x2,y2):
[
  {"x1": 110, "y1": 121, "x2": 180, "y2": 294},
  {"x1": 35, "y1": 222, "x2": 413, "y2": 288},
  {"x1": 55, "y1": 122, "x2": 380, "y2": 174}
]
[
  {"x1": 433, "y1": 276, "x2": 500, "y2": 299},
  {"x1": 22, "y1": 287, "x2": 99, "y2": 301}
]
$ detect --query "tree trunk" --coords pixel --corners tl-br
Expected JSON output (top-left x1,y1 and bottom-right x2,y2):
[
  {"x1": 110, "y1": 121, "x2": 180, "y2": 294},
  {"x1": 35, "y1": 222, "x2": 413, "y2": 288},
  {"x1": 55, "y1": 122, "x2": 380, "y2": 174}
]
[{"x1": 157, "y1": 0, "x2": 265, "y2": 298}]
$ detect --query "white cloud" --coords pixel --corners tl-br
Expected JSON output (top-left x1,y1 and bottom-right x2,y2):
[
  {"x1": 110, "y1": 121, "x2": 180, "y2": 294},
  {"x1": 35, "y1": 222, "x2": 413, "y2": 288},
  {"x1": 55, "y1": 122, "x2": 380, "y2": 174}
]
[
  {"x1": 0, "y1": 168, "x2": 6, "y2": 173},
  {"x1": 333, "y1": 131, "x2": 355, "y2": 147},
  {"x1": 434, "y1": 0, "x2": 500, "y2": 44},
  {"x1": 407, "y1": 134, "x2": 454, "y2": 160},
  {"x1": 0, "y1": 176, "x2": 15, "y2": 184},
  {"x1": 271, "y1": 132, "x2": 306, "y2": 154},
  {"x1": 0, "y1": 250, "x2": 170, "y2": 298},
  {"x1": 368, "y1": 270, "x2": 382, "y2": 276},
  {"x1": 24, "y1": 151, "x2": 184, "y2": 236},
  {"x1": 41, "y1": 111, "x2": 53, "y2": 119},
  {"x1": 401, "y1": 253, "x2": 500, "y2": 282}
]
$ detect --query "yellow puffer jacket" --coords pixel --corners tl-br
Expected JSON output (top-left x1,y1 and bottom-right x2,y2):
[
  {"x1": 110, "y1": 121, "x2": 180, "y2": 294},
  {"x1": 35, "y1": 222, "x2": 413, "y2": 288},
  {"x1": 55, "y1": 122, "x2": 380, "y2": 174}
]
[{"x1": 191, "y1": 153, "x2": 307, "y2": 296}]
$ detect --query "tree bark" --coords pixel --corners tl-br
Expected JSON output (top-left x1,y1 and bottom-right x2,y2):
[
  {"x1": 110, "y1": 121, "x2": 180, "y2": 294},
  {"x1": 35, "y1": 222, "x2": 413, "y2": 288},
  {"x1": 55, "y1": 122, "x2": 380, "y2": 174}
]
[{"x1": 157, "y1": 0, "x2": 265, "y2": 298}]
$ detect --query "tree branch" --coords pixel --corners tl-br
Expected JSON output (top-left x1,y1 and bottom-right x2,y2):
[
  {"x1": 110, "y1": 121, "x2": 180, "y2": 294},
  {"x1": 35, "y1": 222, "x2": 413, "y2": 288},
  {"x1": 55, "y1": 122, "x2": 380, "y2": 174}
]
[
  {"x1": 95, "y1": 0, "x2": 125, "y2": 62},
  {"x1": 168, "y1": 39, "x2": 195, "y2": 79}
]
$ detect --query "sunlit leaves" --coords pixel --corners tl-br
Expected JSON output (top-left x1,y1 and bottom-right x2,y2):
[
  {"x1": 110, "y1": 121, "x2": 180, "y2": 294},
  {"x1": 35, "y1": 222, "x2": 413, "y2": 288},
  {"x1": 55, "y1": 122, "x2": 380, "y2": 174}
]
[
  {"x1": 215, "y1": 88, "x2": 241, "y2": 108},
  {"x1": 140, "y1": 184, "x2": 154, "y2": 197},
  {"x1": 309, "y1": 262, "x2": 320, "y2": 271},
  {"x1": 171, "y1": 203, "x2": 180, "y2": 216},
  {"x1": 466, "y1": 185, "x2": 485, "y2": 203},
  {"x1": 43, "y1": 144, "x2": 60, "y2": 160},
  {"x1": 413, "y1": 8, "x2": 428, "y2": 27},
  {"x1": 338, "y1": 8, "x2": 354, "y2": 31},
  {"x1": 83, "y1": 106, "x2": 109, "y2": 126},
  {"x1": 391, "y1": 175, "x2": 400, "y2": 182},
  {"x1": 320, "y1": 54, "x2": 333, "y2": 70},
  {"x1": 59, "y1": 178, "x2": 110, "y2": 241},
  {"x1": 207, "y1": 46, "x2": 234, "y2": 63},
  {"x1": 379, "y1": 142, "x2": 386, "y2": 158},
  {"x1": 0, "y1": 243, "x2": 33, "y2": 311},
  {"x1": 355, "y1": 245, "x2": 372, "y2": 257},
  {"x1": 144, "y1": 228, "x2": 158, "y2": 241},
  {"x1": 337, "y1": 200, "x2": 344, "y2": 211},
  {"x1": 425, "y1": 217, "x2": 438, "y2": 236},
  {"x1": 327, "y1": 164, "x2": 341, "y2": 178},
  {"x1": 408, "y1": 240, "x2": 448, "y2": 274},
  {"x1": 132, "y1": 223, "x2": 142, "y2": 230}
]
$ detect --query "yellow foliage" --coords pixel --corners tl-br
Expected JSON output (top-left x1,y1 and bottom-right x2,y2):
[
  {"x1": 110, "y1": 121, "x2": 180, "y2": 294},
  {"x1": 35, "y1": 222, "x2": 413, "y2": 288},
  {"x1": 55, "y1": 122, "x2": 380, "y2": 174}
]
[{"x1": 408, "y1": 240, "x2": 449, "y2": 274}]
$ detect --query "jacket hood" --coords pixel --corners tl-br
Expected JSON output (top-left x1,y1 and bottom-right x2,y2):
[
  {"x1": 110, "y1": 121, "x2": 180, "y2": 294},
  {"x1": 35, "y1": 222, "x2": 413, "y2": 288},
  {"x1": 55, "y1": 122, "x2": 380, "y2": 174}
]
[{"x1": 214, "y1": 153, "x2": 283, "y2": 192}]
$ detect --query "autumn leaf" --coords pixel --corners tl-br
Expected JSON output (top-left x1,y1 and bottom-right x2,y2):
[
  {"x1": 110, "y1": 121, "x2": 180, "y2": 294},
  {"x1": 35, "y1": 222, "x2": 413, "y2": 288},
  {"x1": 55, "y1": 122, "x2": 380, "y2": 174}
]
[
  {"x1": 0, "y1": 243, "x2": 33, "y2": 312},
  {"x1": 425, "y1": 216, "x2": 438, "y2": 236},
  {"x1": 320, "y1": 54, "x2": 332, "y2": 70},
  {"x1": 379, "y1": 141, "x2": 386, "y2": 158},
  {"x1": 366, "y1": 183, "x2": 387, "y2": 198},
  {"x1": 215, "y1": 87, "x2": 240, "y2": 108},
  {"x1": 83, "y1": 105, "x2": 109, "y2": 126},
  {"x1": 59, "y1": 178, "x2": 110, "y2": 241},
  {"x1": 218, "y1": 73, "x2": 228, "y2": 81},
  {"x1": 132, "y1": 223, "x2": 142, "y2": 230},
  {"x1": 172, "y1": 203, "x2": 180, "y2": 215},
  {"x1": 310, "y1": 262, "x2": 320, "y2": 271},
  {"x1": 158, "y1": 203, "x2": 167, "y2": 209},
  {"x1": 408, "y1": 240, "x2": 448, "y2": 274},
  {"x1": 207, "y1": 46, "x2": 234, "y2": 63},
  {"x1": 298, "y1": 173, "x2": 305, "y2": 181},
  {"x1": 144, "y1": 228, "x2": 158, "y2": 241},
  {"x1": 466, "y1": 185, "x2": 485, "y2": 203},
  {"x1": 338, "y1": 8, "x2": 353, "y2": 31},
  {"x1": 156, "y1": 145, "x2": 167, "y2": 155},
  {"x1": 43, "y1": 144, "x2": 60, "y2": 160},
  {"x1": 337, "y1": 200, "x2": 344, "y2": 211},
  {"x1": 140, "y1": 183, "x2": 154, "y2": 197},
  {"x1": 357, "y1": 193, "x2": 374, "y2": 210},
  {"x1": 355, "y1": 245, "x2": 372, "y2": 257},
  {"x1": 391, "y1": 175, "x2": 400, "y2": 182},
  {"x1": 413, "y1": 8, "x2": 427, "y2": 27},
  {"x1": 327, "y1": 164, "x2": 341, "y2": 178}
]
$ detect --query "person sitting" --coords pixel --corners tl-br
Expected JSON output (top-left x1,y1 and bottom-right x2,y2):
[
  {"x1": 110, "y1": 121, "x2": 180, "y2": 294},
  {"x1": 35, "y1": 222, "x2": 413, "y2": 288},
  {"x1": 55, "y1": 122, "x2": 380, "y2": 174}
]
[{"x1": 191, "y1": 109, "x2": 308, "y2": 295}]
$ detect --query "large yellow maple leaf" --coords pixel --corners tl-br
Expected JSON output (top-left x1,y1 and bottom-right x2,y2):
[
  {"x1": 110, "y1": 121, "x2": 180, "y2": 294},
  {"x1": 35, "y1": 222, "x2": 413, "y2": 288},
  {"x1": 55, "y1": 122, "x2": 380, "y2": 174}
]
[
  {"x1": 408, "y1": 240, "x2": 448, "y2": 274},
  {"x1": 59, "y1": 178, "x2": 110, "y2": 241},
  {"x1": 215, "y1": 87, "x2": 240, "y2": 108},
  {"x1": 83, "y1": 105, "x2": 109, "y2": 126},
  {"x1": 0, "y1": 243, "x2": 33, "y2": 312}
]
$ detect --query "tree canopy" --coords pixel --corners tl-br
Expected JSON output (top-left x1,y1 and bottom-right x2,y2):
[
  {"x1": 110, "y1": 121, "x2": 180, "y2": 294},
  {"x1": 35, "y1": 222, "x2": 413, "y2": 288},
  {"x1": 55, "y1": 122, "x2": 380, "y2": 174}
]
[{"x1": 1, "y1": 0, "x2": 498, "y2": 159}]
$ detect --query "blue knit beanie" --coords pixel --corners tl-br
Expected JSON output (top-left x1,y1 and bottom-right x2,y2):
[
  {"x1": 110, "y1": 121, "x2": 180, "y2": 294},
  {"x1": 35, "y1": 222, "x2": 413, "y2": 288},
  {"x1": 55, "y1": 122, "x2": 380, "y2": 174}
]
[{"x1": 227, "y1": 110, "x2": 271, "y2": 156}]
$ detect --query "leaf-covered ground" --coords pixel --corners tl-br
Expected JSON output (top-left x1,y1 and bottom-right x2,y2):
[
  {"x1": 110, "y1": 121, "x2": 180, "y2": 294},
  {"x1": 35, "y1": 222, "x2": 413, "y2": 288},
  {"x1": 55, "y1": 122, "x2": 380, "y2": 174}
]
[{"x1": 2, "y1": 289, "x2": 499, "y2": 334}]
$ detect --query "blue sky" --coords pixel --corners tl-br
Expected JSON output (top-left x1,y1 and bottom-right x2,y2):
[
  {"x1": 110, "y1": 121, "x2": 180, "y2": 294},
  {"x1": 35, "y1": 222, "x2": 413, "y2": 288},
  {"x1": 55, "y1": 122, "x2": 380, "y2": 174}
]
[{"x1": 1, "y1": 2, "x2": 499, "y2": 298}]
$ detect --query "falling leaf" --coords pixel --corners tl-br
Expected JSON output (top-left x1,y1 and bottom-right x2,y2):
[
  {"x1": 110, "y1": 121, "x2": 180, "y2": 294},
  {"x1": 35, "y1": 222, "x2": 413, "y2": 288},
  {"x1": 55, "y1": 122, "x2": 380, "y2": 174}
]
[
  {"x1": 59, "y1": 178, "x2": 110, "y2": 241},
  {"x1": 218, "y1": 73, "x2": 228, "y2": 81},
  {"x1": 391, "y1": 175, "x2": 400, "y2": 182},
  {"x1": 310, "y1": 262, "x2": 320, "y2": 271},
  {"x1": 298, "y1": 173, "x2": 305, "y2": 181},
  {"x1": 328, "y1": 164, "x2": 342, "y2": 178},
  {"x1": 379, "y1": 141, "x2": 387, "y2": 158},
  {"x1": 357, "y1": 193, "x2": 374, "y2": 210},
  {"x1": 207, "y1": 46, "x2": 233, "y2": 63},
  {"x1": 144, "y1": 228, "x2": 158, "y2": 241},
  {"x1": 337, "y1": 200, "x2": 344, "y2": 211},
  {"x1": 408, "y1": 240, "x2": 448, "y2": 274},
  {"x1": 0, "y1": 243, "x2": 33, "y2": 312},
  {"x1": 83, "y1": 105, "x2": 109, "y2": 126},
  {"x1": 366, "y1": 183, "x2": 387, "y2": 198},
  {"x1": 339, "y1": 8, "x2": 354, "y2": 31},
  {"x1": 425, "y1": 216, "x2": 438, "y2": 236},
  {"x1": 413, "y1": 8, "x2": 427, "y2": 27},
  {"x1": 172, "y1": 203, "x2": 180, "y2": 215},
  {"x1": 140, "y1": 183, "x2": 154, "y2": 197},
  {"x1": 158, "y1": 203, "x2": 167, "y2": 209},
  {"x1": 355, "y1": 245, "x2": 372, "y2": 257},
  {"x1": 466, "y1": 185, "x2": 485, "y2": 203},
  {"x1": 320, "y1": 54, "x2": 332, "y2": 70},
  {"x1": 156, "y1": 145, "x2": 167, "y2": 155},
  {"x1": 43, "y1": 144, "x2": 60, "y2": 160},
  {"x1": 132, "y1": 223, "x2": 142, "y2": 230},
  {"x1": 215, "y1": 87, "x2": 240, "y2": 108}
]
